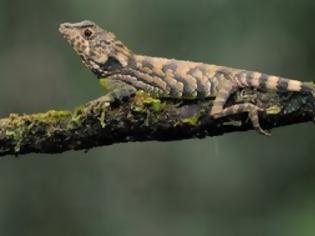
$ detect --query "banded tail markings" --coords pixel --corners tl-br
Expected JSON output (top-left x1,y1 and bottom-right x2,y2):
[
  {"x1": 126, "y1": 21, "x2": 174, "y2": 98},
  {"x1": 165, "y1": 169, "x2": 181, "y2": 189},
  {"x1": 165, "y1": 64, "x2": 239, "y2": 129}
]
[{"x1": 236, "y1": 71, "x2": 312, "y2": 94}]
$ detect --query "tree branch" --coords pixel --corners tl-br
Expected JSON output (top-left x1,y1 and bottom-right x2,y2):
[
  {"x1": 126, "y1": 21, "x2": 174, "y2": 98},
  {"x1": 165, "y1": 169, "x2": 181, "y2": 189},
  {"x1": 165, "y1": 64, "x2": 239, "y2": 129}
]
[{"x1": 0, "y1": 90, "x2": 314, "y2": 157}]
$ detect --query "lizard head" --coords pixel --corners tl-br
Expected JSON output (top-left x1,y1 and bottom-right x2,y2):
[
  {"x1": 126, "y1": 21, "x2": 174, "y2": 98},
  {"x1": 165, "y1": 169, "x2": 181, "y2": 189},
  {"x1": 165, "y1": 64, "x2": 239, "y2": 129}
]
[{"x1": 59, "y1": 20, "x2": 131, "y2": 77}]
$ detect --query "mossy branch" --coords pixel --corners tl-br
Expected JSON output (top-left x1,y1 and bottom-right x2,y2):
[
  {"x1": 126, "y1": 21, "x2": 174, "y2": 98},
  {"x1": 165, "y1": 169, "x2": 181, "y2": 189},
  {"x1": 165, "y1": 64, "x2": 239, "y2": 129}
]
[{"x1": 0, "y1": 90, "x2": 314, "y2": 157}]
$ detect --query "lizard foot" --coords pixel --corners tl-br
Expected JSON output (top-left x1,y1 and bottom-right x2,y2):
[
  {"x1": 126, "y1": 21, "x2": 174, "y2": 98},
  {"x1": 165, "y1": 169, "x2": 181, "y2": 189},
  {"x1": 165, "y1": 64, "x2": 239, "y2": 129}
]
[
  {"x1": 211, "y1": 103, "x2": 271, "y2": 136},
  {"x1": 109, "y1": 86, "x2": 137, "y2": 103},
  {"x1": 247, "y1": 106, "x2": 271, "y2": 136}
]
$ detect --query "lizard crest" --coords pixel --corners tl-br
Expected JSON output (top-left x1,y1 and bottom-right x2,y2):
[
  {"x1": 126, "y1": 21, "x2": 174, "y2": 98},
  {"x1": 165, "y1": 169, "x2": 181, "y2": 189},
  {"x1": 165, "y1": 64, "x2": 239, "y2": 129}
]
[{"x1": 59, "y1": 20, "x2": 131, "y2": 77}]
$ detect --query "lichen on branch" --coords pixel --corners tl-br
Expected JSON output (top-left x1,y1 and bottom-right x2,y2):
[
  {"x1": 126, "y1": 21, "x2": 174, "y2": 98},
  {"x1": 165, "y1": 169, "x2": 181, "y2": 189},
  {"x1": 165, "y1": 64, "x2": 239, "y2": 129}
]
[{"x1": 0, "y1": 90, "x2": 314, "y2": 157}]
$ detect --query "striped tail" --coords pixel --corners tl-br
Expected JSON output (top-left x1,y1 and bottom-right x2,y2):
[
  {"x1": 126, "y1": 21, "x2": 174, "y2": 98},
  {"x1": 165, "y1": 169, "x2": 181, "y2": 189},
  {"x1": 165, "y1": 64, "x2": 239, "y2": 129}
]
[{"x1": 237, "y1": 71, "x2": 315, "y2": 96}]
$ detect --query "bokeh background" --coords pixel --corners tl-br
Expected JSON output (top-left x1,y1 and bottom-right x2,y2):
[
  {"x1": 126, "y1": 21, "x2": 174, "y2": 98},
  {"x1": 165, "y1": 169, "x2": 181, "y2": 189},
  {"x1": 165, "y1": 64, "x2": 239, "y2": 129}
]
[{"x1": 0, "y1": 0, "x2": 315, "y2": 235}]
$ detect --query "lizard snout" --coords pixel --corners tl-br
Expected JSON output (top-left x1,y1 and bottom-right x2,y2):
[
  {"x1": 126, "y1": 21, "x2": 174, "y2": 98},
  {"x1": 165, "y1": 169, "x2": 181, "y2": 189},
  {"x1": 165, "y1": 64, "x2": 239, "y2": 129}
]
[{"x1": 59, "y1": 23, "x2": 72, "y2": 34}]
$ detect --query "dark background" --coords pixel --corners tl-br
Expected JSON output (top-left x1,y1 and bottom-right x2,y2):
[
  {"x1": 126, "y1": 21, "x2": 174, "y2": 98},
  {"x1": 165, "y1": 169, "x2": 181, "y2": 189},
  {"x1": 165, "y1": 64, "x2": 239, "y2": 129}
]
[{"x1": 0, "y1": 0, "x2": 315, "y2": 235}]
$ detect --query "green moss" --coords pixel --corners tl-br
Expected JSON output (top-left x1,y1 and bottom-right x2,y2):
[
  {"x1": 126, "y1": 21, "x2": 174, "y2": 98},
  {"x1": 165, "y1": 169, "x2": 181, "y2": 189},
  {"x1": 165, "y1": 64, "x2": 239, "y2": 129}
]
[
  {"x1": 99, "y1": 78, "x2": 109, "y2": 91},
  {"x1": 182, "y1": 115, "x2": 199, "y2": 126},
  {"x1": 70, "y1": 115, "x2": 82, "y2": 127},
  {"x1": 8, "y1": 114, "x2": 24, "y2": 126},
  {"x1": 143, "y1": 97, "x2": 163, "y2": 112},
  {"x1": 5, "y1": 123, "x2": 26, "y2": 153},
  {"x1": 98, "y1": 110, "x2": 106, "y2": 128},
  {"x1": 4, "y1": 110, "x2": 73, "y2": 153},
  {"x1": 69, "y1": 107, "x2": 84, "y2": 128},
  {"x1": 266, "y1": 105, "x2": 282, "y2": 115},
  {"x1": 5, "y1": 129, "x2": 24, "y2": 153},
  {"x1": 132, "y1": 91, "x2": 165, "y2": 112},
  {"x1": 132, "y1": 105, "x2": 146, "y2": 113},
  {"x1": 5, "y1": 115, "x2": 26, "y2": 152},
  {"x1": 32, "y1": 110, "x2": 72, "y2": 124}
]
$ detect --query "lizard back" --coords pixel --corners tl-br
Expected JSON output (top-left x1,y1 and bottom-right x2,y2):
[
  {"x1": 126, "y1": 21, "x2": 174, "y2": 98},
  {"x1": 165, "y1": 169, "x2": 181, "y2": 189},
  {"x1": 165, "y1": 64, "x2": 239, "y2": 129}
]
[{"x1": 121, "y1": 55, "x2": 224, "y2": 99}]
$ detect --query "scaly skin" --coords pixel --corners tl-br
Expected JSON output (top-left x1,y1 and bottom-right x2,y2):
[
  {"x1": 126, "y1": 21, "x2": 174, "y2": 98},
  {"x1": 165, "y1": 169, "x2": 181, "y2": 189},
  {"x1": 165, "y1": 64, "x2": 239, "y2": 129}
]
[{"x1": 59, "y1": 20, "x2": 315, "y2": 135}]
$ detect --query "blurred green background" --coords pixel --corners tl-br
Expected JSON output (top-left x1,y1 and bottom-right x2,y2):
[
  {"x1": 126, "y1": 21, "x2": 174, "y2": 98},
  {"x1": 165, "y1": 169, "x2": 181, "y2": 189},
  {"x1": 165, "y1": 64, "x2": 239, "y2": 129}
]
[{"x1": 0, "y1": 0, "x2": 315, "y2": 235}]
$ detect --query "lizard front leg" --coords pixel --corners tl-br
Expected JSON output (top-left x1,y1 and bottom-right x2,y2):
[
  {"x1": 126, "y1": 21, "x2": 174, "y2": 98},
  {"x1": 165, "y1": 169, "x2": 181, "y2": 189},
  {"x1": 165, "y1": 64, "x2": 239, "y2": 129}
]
[
  {"x1": 98, "y1": 78, "x2": 137, "y2": 103},
  {"x1": 210, "y1": 79, "x2": 270, "y2": 135}
]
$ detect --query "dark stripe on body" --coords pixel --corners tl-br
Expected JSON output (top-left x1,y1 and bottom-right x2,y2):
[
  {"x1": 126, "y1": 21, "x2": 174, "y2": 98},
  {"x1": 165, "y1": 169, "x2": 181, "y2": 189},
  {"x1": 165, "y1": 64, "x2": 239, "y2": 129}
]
[
  {"x1": 218, "y1": 67, "x2": 234, "y2": 79},
  {"x1": 142, "y1": 59, "x2": 154, "y2": 70},
  {"x1": 258, "y1": 73, "x2": 269, "y2": 90},
  {"x1": 119, "y1": 68, "x2": 169, "y2": 94},
  {"x1": 187, "y1": 66, "x2": 211, "y2": 97},
  {"x1": 243, "y1": 72, "x2": 270, "y2": 90},
  {"x1": 276, "y1": 78, "x2": 289, "y2": 92},
  {"x1": 162, "y1": 63, "x2": 195, "y2": 97},
  {"x1": 127, "y1": 56, "x2": 137, "y2": 68},
  {"x1": 245, "y1": 72, "x2": 257, "y2": 88},
  {"x1": 125, "y1": 59, "x2": 176, "y2": 96},
  {"x1": 212, "y1": 71, "x2": 228, "y2": 95}
]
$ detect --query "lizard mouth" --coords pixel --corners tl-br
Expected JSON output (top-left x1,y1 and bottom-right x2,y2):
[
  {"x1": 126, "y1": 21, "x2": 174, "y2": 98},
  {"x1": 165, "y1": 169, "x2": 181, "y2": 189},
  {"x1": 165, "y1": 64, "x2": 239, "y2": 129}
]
[{"x1": 59, "y1": 23, "x2": 77, "y2": 48}]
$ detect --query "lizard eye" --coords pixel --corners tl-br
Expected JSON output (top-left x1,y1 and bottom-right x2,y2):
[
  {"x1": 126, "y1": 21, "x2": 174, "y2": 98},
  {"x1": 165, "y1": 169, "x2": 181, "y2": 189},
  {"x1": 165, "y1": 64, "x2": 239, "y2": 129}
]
[{"x1": 84, "y1": 29, "x2": 93, "y2": 39}]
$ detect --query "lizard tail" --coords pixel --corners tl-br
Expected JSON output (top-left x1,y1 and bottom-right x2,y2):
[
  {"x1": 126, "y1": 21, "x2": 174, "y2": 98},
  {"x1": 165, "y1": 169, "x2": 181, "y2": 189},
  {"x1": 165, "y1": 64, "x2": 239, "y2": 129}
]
[{"x1": 238, "y1": 72, "x2": 315, "y2": 96}]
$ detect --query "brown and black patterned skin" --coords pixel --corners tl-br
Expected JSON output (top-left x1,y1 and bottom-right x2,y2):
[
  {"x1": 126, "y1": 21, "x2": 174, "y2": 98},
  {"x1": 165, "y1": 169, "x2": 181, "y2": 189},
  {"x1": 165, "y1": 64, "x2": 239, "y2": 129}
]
[{"x1": 59, "y1": 20, "x2": 315, "y2": 135}]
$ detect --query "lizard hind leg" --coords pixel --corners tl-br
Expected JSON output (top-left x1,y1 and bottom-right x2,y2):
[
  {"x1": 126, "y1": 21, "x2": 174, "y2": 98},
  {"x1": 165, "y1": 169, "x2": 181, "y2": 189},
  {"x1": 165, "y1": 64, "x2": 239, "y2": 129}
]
[
  {"x1": 212, "y1": 103, "x2": 270, "y2": 136},
  {"x1": 210, "y1": 80, "x2": 270, "y2": 136}
]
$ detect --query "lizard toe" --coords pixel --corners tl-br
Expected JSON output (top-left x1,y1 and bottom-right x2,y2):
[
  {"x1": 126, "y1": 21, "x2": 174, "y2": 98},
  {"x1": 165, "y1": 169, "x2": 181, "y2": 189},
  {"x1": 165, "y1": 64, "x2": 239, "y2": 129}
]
[{"x1": 248, "y1": 107, "x2": 271, "y2": 136}]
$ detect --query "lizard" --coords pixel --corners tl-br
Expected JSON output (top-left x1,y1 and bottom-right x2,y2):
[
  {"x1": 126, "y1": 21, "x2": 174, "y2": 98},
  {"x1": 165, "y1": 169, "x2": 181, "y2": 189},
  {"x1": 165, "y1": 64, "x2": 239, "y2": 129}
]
[{"x1": 59, "y1": 20, "x2": 315, "y2": 135}]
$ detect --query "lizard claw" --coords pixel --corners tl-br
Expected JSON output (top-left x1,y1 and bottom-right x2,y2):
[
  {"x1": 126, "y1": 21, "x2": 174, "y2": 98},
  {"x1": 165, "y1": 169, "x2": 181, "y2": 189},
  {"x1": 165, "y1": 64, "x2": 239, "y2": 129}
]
[
  {"x1": 249, "y1": 106, "x2": 271, "y2": 136},
  {"x1": 256, "y1": 126, "x2": 271, "y2": 136}
]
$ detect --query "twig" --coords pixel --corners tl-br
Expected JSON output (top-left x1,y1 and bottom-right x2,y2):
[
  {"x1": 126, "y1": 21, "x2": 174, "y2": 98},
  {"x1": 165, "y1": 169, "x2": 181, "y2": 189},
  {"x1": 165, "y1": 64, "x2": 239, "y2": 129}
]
[{"x1": 0, "y1": 90, "x2": 314, "y2": 157}]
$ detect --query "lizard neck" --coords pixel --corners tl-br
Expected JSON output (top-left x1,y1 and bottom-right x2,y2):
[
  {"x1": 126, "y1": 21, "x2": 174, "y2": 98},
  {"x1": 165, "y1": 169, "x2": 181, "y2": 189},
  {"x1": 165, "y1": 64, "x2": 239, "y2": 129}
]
[
  {"x1": 112, "y1": 41, "x2": 132, "y2": 67},
  {"x1": 95, "y1": 48, "x2": 133, "y2": 78},
  {"x1": 126, "y1": 54, "x2": 146, "y2": 69}
]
